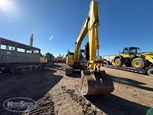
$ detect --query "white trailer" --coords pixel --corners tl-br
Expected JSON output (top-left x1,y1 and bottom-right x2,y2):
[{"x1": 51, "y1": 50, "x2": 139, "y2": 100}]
[{"x1": 101, "y1": 55, "x2": 116, "y2": 63}]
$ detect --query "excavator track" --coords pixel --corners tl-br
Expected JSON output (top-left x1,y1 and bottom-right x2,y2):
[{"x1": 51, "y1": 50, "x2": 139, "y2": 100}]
[
  {"x1": 79, "y1": 69, "x2": 114, "y2": 95},
  {"x1": 102, "y1": 64, "x2": 148, "y2": 75}
]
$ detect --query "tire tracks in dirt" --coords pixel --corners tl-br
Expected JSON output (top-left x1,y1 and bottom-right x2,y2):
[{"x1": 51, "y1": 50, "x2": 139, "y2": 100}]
[{"x1": 61, "y1": 86, "x2": 104, "y2": 115}]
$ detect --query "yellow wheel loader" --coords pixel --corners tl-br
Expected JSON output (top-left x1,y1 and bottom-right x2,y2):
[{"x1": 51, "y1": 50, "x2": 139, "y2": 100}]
[
  {"x1": 65, "y1": 0, "x2": 114, "y2": 95},
  {"x1": 111, "y1": 47, "x2": 153, "y2": 76}
]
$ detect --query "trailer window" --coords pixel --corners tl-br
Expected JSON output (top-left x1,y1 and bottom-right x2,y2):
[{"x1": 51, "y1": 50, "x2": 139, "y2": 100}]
[
  {"x1": 0, "y1": 45, "x2": 15, "y2": 51},
  {"x1": 17, "y1": 48, "x2": 25, "y2": 52},
  {"x1": 0, "y1": 44, "x2": 6, "y2": 49},
  {"x1": 10, "y1": 46, "x2": 15, "y2": 51},
  {"x1": 26, "y1": 50, "x2": 32, "y2": 53},
  {"x1": 33, "y1": 50, "x2": 40, "y2": 54}
]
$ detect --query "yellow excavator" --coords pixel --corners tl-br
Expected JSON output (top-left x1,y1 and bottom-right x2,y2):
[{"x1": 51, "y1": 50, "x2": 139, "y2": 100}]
[{"x1": 66, "y1": 0, "x2": 114, "y2": 95}]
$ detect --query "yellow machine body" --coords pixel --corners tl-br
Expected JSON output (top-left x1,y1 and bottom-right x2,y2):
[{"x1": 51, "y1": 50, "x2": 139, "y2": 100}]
[
  {"x1": 66, "y1": 51, "x2": 87, "y2": 67},
  {"x1": 40, "y1": 53, "x2": 48, "y2": 63},
  {"x1": 112, "y1": 47, "x2": 153, "y2": 69},
  {"x1": 40, "y1": 56, "x2": 48, "y2": 63},
  {"x1": 54, "y1": 54, "x2": 65, "y2": 63},
  {"x1": 56, "y1": 57, "x2": 63, "y2": 62}
]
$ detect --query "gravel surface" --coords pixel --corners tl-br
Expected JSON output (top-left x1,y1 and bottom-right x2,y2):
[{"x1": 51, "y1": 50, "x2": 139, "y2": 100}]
[{"x1": 0, "y1": 63, "x2": 152, "y2": 115}]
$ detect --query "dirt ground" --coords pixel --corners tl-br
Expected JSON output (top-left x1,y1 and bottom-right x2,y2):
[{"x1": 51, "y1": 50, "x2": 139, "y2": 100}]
[{"x1": 0, "y1": 63, "x2": 153, "y2": 115}]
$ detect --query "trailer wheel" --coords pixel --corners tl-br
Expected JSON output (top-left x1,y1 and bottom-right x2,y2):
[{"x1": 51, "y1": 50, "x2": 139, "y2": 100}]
[
  {"x1": 147, "y1": 68, "x2": 153, "y2": 77},
  {"x1": 131, "y1": 58, "x2": 145, "y2": 69},
  {"x1": 114, "y1": 58, "x2": 122, "y2": 66}
]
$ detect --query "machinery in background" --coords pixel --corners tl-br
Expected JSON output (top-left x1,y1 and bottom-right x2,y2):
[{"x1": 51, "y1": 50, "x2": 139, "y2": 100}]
[
  {"x1": 0, "y1": 36, "x2": 48, "y2": 73},
  {"x1": 66, "y1": 0, "x2": 114, "y2": 96},
  {"x1": 54, "y1": 54, "x2": 65, "y2": 63},
  {"x1": 62, "y1": 57, "x2": 66, "y2": 63},
  {"x1": 103, "y1": 47, "x2": 153, "y2": 77}
]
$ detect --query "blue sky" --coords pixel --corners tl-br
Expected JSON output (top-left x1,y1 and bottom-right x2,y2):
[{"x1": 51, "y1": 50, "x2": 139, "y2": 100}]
[{"x1": 0, "y1": 0, "x2": 153, "y2": 57}]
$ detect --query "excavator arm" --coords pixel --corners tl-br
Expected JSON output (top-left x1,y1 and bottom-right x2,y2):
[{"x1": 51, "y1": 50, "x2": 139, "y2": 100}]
[
  {"x1": 66, "y1": 0, "x2": 114, "y2": 96},
  {"x1": 74, "y1": 1, "x2": 100, "y2": 71},
  {"x1": 74, "y1": 17, "x2": 88, "y2": 62}
]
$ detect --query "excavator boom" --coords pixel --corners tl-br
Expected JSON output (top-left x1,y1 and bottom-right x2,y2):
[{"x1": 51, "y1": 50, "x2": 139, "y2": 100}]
[{"x1": 66, "y1": 1, "x2": 114, "y2": 95}]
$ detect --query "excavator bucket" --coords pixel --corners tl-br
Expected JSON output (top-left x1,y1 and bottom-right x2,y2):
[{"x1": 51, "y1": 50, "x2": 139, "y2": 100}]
[{"x1": 79, "y1": 70, "x2": 114, "y2": 95}]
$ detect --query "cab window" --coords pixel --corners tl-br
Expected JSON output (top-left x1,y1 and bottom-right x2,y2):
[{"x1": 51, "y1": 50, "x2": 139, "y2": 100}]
[
  {"x1": 123, "y1": 49, "x2": 128, "y2": 54},
  {"x1": 129, "y1": 48, "x2": 138, "y2": 54}
]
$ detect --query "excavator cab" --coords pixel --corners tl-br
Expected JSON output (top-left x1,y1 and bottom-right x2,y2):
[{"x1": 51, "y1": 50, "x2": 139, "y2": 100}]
[
  {"x1": 80, "y1": 49, "x2": 88, "y2": 65},
  {"x1": 66, "y1": 49, "x2": 87, "y2": 69}
]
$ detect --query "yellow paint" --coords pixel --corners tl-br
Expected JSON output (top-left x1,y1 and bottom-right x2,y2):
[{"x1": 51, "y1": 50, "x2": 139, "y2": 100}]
[
  {"x1": 66, "y1": 1, "x2": 100, "y2": 71},
  {"x1": 133, "y1": 60, "x2": 140, "y2": 67},
  {"x1": 40, "y1": 57, "x2": 47, "y2": 63}
]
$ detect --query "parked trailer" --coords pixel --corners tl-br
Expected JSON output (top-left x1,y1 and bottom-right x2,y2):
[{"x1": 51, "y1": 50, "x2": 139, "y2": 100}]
[
  {"x1": 0, "y1": 37, "x2": 48, "y2": 73},
  {"x1": 102, "y1": 61, "x2": 153, "y2": 77},
  {"x1": 102, "y1": 64, "x2": 147, "y2": 75},
  {"x1": 105, "y1": 47, "x2": 153, "y2": 77}
]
